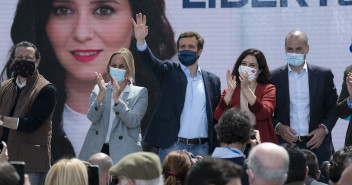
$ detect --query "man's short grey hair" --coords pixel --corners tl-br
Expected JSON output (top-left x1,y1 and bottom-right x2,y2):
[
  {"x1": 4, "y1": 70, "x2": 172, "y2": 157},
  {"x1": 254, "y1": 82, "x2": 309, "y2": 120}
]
[
  {"x1": 134, "y1": 175, "x2": 164, "y2": 185},
  {"x1": 247, "y1": 144, "x2": 289, "y2": 184}
]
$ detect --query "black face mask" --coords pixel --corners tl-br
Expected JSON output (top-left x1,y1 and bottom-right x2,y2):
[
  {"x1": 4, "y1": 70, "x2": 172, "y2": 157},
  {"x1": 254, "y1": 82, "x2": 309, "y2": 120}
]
[{"x1": 14, "y1": 60, "x2": 36, "y2": 77}]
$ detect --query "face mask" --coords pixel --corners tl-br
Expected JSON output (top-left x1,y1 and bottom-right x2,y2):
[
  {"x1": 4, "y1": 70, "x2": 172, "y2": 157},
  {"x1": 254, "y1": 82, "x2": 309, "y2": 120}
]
[
  {"x1": 110, "y1": 67, "x2": 126, "y2": 82},
  {"x1": 238, "y1": 65, "x2": 257, "y2": 82},
  {"x1": 286, "y1": 53, "x2": 305, "y2": 67},
  {"x1": 349, "y1": 44, "x2": 352, "y2": 53},
  {"x1": 14, "y1": 60, "x2": 36, "y2": 77},
  {"x1": 178, "y1": 50, "x2": 197, "y2": 66}
]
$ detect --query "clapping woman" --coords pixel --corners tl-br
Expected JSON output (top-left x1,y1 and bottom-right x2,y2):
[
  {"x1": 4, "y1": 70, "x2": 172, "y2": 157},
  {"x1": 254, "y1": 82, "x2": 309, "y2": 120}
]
[
  {"x1": 214, "y1": 49, "x2": 278, "y2": 144},
  {"x1": 79, "y1": 48, "x2": 148, "y2": 164}
]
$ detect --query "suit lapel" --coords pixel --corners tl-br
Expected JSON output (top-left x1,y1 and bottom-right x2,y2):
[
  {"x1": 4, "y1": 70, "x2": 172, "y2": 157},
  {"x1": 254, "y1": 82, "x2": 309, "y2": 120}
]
[
  {"x1": 280, "y1": 65, "x2": 291, "y2": 125},
  {"x1": 202, "y1": 71, "x2": 212, "y2": 126},
  {"x1": 308, "y1": 64, "x2": 317, "y2": 128},
  {"x1": 177, "y1": 64, "x2": 188, "y2": 115}
]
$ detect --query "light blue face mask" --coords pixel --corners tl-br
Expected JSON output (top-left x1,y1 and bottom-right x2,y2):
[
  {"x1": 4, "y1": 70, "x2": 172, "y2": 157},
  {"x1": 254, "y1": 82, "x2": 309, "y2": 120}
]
[
  {"x1": 285, "y1": 53, "x2": 305, "y2": 67},
  {"x1": 110, "y1": 67, "x2": 126, "y2": 82}
]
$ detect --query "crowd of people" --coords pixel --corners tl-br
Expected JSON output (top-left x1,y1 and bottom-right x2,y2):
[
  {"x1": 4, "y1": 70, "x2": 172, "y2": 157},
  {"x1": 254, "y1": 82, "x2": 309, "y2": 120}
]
[{"x1": 0, "y1": 1, "x2": 351, "y2": 185}]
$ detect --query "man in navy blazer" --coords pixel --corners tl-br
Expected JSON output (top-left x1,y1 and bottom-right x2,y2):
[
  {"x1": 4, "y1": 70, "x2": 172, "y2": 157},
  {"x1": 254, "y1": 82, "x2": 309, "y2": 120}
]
[
  {"x1": 132, "y1": 14, "x2": 221, "y2": 161},
  {"x1": 271, "y1": 30, "x2": 338, "y2": 167}
]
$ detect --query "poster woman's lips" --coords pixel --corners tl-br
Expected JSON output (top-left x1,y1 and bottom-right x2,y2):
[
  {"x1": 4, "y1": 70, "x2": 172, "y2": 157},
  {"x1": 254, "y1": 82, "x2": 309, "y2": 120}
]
[{"x1": 71, "y1": 49, "x2": 102, "y2": 62}]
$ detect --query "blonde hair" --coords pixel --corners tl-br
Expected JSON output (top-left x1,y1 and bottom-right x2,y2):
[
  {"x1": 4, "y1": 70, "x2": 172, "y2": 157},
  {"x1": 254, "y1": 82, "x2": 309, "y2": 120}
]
[
  {"x1": 45, "y1": 158, "x2": 88, "y2": 185},
  {"x1": 106, "y1": 48, "x2": 135, "y2": 83}
]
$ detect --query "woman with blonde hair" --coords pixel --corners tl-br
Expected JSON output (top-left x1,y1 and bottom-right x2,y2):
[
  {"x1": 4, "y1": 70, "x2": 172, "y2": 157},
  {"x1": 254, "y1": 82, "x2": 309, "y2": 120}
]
[
  {"x1": 79, "y1": 48, "x2": 148, "y2": 164},
  {"x1": 162, "y1": 150, "x2": 192, "y2": 185},
  {"x1": 45, "y1": 158, "x2": 88, "y2": 185}
]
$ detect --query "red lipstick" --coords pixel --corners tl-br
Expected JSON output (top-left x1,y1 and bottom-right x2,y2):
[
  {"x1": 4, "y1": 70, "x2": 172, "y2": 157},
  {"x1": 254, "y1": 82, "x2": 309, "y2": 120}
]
[{"x1": 71, "y1": 49, "x2": 102, "y2": 63}]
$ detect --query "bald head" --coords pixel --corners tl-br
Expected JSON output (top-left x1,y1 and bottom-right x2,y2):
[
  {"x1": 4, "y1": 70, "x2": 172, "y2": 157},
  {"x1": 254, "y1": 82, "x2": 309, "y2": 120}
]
[
  {"x1": 89, "y1": 153, "x2": 113, "y2": 173},
  {"x1": 338, "y1": 164, "x2": 352, "y2": 185},
  {"x1": 285, "y1": 30, "x2": 308, "y2": 46},
  {"x1": 247, "y1": 143, "x2": 289, "y2": 184}
]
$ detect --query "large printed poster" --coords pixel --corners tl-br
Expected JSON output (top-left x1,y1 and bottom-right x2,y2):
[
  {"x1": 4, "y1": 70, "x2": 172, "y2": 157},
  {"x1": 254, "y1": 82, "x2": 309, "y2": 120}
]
[{"x1": 0, "y1": 0, "x2": 351, "y2": 159}]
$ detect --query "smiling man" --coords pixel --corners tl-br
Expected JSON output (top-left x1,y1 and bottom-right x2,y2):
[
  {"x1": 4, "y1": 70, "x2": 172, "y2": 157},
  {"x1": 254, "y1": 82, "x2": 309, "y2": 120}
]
[
  {"x1": 0, "y1": 41, "x2": 56, "y2": 185},
  {"x1": 132, "y1": 13, "x2": 221, "y2": 162}
]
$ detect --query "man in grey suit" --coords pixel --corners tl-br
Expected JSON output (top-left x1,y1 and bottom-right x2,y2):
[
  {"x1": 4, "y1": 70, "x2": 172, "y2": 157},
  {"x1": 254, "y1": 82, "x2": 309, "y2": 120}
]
[{"x1": 271, "y1": 30, "x2": 338, "y2": 176}]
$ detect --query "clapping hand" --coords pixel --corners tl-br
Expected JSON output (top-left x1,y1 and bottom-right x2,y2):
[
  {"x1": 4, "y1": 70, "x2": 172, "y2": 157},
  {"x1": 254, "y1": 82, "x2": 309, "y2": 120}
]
[
  {"x1": 347, "y1": 72, "x2": 352, "y2": 100},
  {"x1": 95, "y1": 72, "x2": 106, "y2": 92},
  {"x1": 112, "y1": 78, "x2": 121, "y2": 104},
  {"x1": 132, "y1": 13, "x2": 148, "y2": 45},
  {"x1": 226, "y1": 69, "x2": 236, "y2": 93},
  {"x1": 239, "y1": 70, "x2": 249, "y2": 89}
]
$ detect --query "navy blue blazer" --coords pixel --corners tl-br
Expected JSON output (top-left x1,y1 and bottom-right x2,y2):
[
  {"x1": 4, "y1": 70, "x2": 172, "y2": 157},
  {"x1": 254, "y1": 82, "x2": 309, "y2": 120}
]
[
  {"x1": 271, "y1": 63, "x2": 338, "y2": 162},
  {"x1": 137, "y1": 46, "x2": 221, "y2": 153}
]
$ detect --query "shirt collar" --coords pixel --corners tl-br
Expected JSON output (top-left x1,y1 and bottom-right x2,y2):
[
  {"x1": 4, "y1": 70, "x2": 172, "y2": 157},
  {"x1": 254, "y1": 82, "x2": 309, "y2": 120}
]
[
  {"x1": 288, "y1": 61, "x2": 308, "y2": 73},
  {"x1": 212, "y1": 147, "x2": 245, "y2": 158},
  {"x1": 107, "y1": 82, "x2": 133, "y2": 93},
  {"x1": 180, "y1": 63, "x2": 202, "y2": 77},
  {"x1": 16, "y1": 76, "x2": 27, "y2": 89}
]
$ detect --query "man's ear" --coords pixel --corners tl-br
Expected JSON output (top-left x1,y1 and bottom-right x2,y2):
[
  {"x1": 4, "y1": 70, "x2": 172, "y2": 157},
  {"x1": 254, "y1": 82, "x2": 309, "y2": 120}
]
[
  {"x1": 316, "y1": 170, "x2": 321, "y2": 180},
  {"x1": 197, "y1": 49, "x2": 203, "y2": 58},
  {"x1": 35, "y1": 58, "x2": 41, "y2": 66},
  {"x1": 127, "y1": 179, "x2": 135, "y2": 185},
  {"x1": 305, "y1": 166, "x2": 309, "y2": 181},
  {"x1": 246, "y1": 169, "x2": 255, "y2": 184}
]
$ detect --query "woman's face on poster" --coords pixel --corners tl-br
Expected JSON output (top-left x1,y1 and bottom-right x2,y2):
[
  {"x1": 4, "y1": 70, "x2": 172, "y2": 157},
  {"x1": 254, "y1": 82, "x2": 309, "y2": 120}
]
[{"x1": 45, "y1": 0, "x2": 133, "y2": 81}]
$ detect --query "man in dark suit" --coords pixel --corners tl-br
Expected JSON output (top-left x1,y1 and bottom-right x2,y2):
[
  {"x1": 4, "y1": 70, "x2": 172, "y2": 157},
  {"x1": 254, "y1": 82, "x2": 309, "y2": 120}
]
[
  {"x1": 271, "y1": 30, "x2": 338, "y2": 167},
  {"x1": 336, "y1": 64, "x2": 352, "y2": 146},
  {"x1": 132, "y1": 13, "x2": 221, "y2": 162}
]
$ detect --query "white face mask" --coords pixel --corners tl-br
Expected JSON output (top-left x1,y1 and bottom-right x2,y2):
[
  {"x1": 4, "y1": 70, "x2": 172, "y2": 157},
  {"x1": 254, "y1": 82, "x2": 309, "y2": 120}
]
[{"x1": 238, "y1": 66, "x2": 258, "y2": 82}]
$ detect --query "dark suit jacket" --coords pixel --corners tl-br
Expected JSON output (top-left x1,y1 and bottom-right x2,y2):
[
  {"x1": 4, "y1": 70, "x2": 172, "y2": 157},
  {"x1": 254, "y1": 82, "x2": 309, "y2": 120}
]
[
  {"x1": 336, "y1": 64, "x2": 352, "y2": 146},
  {"x1": 137, "y1": 46, "x2": 221, "y2": 153},
  {"x1": 271, "y1": 64, "x2": 338, "y2": 162}
]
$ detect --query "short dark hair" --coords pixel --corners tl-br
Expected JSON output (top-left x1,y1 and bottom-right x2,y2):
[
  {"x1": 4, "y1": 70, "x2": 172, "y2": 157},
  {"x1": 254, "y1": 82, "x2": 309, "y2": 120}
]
[
  {"x1": 328, "y1": 146, "x2": 352, "y2": 183},
  {"x1": 282, "y1": 143, "x2": 306, "y2": 183},
  {"x1": 231, "y1": 48, "x2": 271, "y2": 84},
  {"x1": 301, "y1": 149, "x2": 319, "y2": 179},
  {"x1": 215, "y1": 108, "x2": 252, "y2": 145},
  {"x1": 0, "y1": 162, "x2": 20, "y2": 185},
  {"x1": 11, "y1": 41, "x2": 41, "y2": 60},
  {"x1": 176, "y1": 31, "x2": 204, "y2": 51},
  {"x1": 185, "y1": 157, "x2": 242, "y2": 185}
]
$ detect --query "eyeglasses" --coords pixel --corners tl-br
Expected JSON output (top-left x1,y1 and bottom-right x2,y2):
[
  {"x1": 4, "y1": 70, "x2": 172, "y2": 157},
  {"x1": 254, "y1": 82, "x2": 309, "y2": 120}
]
[
  {"x1": 109, "y1": 176, "x2": 129, "y2": 185},
  {"x1": 14, "y1": 55, "x2": 36, "y2": 61}
]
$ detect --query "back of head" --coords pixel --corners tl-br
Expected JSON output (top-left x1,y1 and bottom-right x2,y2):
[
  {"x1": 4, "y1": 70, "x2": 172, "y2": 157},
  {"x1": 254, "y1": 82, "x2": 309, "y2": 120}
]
[
  {"x1": 282, "y1": 144, "x2": 306, "y2": 183},
  {"x1": 162, "y1": 150, "x2": 192, "y2": 185},
  {"x1": 301, "y1": 149, "x2": 319, "y2": 179},
  {"x1": 215, "y1": 108, "x2": 252, "y2": 145},
  {"x1": 110, "y1": 152, "x2": 161, "y2": 181},
  {"x1": 185, "y1": 156, "x2": 242, "y2": 185},
  {"x1": 328, "y1": 146, "x2": 352, "y2": 184},
  {"x1": 247, "y1": 143, "x2": 289, "y2": 184},
  {"x1": 45, "y1": 158, "x2": 88, "y2": 185},
  {"x1": 88, "y1": 153, "x2": 113, "y2": 175},
  {"x1": 0, "y1": 161, "x2": 20, "y2": 185},
  {"x1": 89, "y1": 153, "x2": 113, "y2": 185},
  {"x1": 338, "y1": 164, "x2": 352, "y2": 185}
]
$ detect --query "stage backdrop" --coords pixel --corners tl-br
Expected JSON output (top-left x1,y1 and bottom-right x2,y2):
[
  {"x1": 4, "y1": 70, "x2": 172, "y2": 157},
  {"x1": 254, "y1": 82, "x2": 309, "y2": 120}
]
[{"x1": 1, "y1": 0, "x2": 351, "y2": 152}]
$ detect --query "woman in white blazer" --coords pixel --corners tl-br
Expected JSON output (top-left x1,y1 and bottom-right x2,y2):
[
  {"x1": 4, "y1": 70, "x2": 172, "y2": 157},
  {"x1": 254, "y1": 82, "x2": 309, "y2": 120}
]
[{"x1": 79, "y1": 48, "x2": 148, "y2": 164}]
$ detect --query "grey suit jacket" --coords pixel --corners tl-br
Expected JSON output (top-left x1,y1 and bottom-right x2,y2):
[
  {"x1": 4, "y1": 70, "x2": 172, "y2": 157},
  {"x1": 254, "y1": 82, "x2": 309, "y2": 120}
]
[{"x1": 79, "y1": 83, "x2": 148, "y2": 164}]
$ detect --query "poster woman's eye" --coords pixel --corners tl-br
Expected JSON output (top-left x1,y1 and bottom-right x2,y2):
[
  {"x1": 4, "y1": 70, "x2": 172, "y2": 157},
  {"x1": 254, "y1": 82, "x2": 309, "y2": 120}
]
[
  {"x1": 53, "y1": 6, "x2": 74, "y2": 16},
  {"x1": 93, "y1": 6, "x2": 115, "y2": 17}
]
